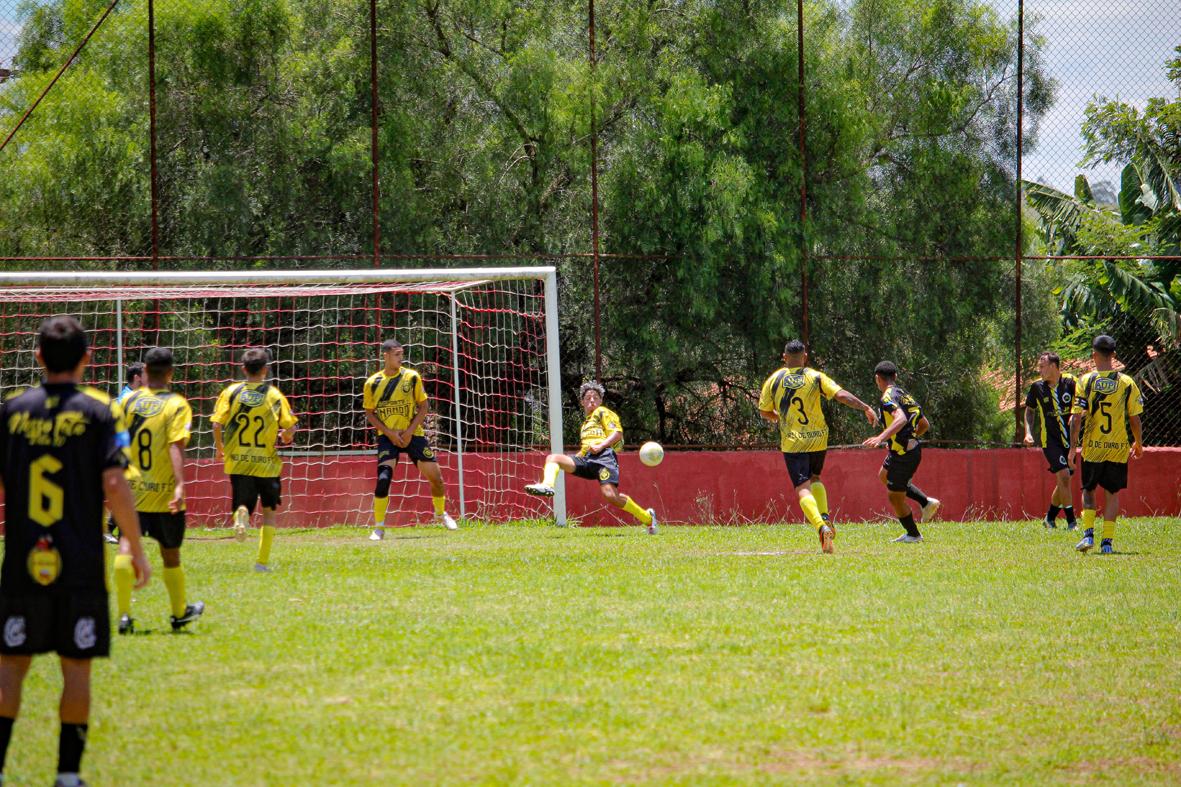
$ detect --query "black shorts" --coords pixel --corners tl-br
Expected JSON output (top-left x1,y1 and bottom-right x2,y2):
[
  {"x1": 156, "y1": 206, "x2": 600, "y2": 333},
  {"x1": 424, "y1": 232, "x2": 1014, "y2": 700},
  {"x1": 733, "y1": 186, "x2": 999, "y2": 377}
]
[
  {"x1": 0, "y1": 593, "x2": 110, "y2": 659},
  {"x1": 571, "y1": 450, "x2": 621, "y2": 486},
  {"x1": 1081, "y1": 460, "x2": 1128, "y2": 494},
  {"x1": 231, "y1": 474, "x2": 282, "y2": 512},
  {"x1": 377, "y1": 435, "x2": 437, "y2": 466},
  {"x1": 782, "y1": 450, "x2": 827, "y2": 488},
  {"x1": 139, "y1": 511, "x2": 187, "y2": 549},
  {"x1": 883, "y1": 446, "x2": 922, "y2": 492},
  {"x1": 1042, "y1": 444, "x2": 1071, "y2": 474}
]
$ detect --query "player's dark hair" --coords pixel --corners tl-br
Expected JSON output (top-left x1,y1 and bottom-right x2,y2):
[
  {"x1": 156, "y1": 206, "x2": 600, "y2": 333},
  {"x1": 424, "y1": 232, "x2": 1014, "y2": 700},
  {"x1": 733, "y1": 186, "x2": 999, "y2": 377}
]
[
  {"x1": 37, "y1": 315, "x2": 89, "y2": 373},
  {"x1": 143, "y1": 347, "x2": 174, "y2": 384},
  {"x1": 874, "y1": 361, "x2": 899, "y2": 381},
  {"x1": 783, "y1": 339, "x2": 806, "y2": 357},
  {"x1": 241, "y1": 347, "x2": 270, "y2": 374},
  {"x1": 1092, "y1": 334, "x2": 1116, "y2": 355},
  {"x1": 126, "y1": 361, "x2": 145, "y2": 382},
  {"x1": 381, "y1": 339, "x2": 403, "y2": 353},
  {"x1": 1037, "y1": 351, "x2": 1060, "y2": 367}
]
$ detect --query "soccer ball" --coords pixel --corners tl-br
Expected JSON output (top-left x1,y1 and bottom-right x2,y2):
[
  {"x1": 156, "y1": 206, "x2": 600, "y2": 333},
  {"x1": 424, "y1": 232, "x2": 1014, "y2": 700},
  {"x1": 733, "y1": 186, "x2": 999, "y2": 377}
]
[{"x1": 638, "y1": 441, "x2": 664, "y2": 467}]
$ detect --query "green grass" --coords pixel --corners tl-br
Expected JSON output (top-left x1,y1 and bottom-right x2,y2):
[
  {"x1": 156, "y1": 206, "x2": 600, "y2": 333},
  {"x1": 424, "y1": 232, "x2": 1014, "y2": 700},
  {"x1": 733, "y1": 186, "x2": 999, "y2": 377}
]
[{"x1": 4, "y1": 520, "x2": 1181, "y2": 785}]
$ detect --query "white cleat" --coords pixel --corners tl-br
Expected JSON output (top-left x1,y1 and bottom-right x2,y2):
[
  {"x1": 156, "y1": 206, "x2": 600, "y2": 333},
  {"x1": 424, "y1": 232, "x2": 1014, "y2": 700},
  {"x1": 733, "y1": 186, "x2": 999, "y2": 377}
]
[
  {"x1": 893, "y1": 534, "x2": 924, "y2": 543},
  {"x1": 920, "y1": 498, "x2": 941, "y2": 523},
  {"x1": 253, "y1": 562, "x2": 272, "y2": 573},
  {"x1": 525, "y1": 483, "x2": 556, "y2": 497},
  {"x1": 646, "y1": 508, "x2": 658, "y2": 535},
  {"x1": 439, "y1": 512, "x2": 458, "y2": 531},
  {"x1": 369, "y1": 528, "x2": 385, "y2": 541},
  {"x1": 233, "y1": 505, "x2": 249, "y2": 542},
  {"x1": 819, "y1": 524, "x2": 835, "y2": 554}
]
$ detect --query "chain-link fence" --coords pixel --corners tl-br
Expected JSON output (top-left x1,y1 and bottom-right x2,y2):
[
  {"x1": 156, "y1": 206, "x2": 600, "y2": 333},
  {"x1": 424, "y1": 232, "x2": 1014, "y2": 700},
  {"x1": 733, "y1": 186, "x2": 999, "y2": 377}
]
[{"x1": 1, "y1": 0, "x2": 1178, "y2": 447}]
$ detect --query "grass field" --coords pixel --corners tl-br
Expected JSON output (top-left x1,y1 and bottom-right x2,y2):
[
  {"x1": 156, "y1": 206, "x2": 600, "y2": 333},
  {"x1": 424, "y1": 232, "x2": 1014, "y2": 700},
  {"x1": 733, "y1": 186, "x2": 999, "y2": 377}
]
[{"x1": 3, "y1": 519, "x2": 1180, "y2": 785}]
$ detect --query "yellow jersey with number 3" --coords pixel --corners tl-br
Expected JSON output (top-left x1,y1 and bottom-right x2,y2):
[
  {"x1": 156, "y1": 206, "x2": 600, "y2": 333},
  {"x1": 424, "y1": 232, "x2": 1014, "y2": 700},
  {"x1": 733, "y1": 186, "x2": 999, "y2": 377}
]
[
  {"x1": 123, "y1": 388, "x2": 192, "y2": 513},
  {"x1": 758, "y1": 366, "x2": 842, "y2": 453},
  {"x1": 579, "y1": 405, "x2": 623, "y2": 456},
  {"x1": 363, "y1": 367, "x2": 428, "y2": 436},
  {"x1": 1072, "y1": 371, "x2": 1143, "y2": 463},
  {"x1": 211, "y1": 382, "x2": 298, "y2": 477}
]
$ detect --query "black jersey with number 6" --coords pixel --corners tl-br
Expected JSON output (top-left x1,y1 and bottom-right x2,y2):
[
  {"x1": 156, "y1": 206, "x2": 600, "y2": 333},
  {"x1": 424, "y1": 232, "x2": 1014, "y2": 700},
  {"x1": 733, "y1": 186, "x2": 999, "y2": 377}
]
[{"x1": 0, "y1": 384, "x2": 129, "y2": 595}]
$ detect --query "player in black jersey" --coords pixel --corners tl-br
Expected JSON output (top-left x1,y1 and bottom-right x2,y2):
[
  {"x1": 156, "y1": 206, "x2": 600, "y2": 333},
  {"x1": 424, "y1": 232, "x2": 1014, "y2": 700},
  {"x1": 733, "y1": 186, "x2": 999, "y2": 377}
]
[
  {"x1": 1022, "y1": 352, "x2": 1078, "y2": 529},
  {"x1": 0, "y1": 316, "x2": 150, "y2": 787},
  {"x1": 863, "y1": 362, "x2": 939, "y2": 542}
]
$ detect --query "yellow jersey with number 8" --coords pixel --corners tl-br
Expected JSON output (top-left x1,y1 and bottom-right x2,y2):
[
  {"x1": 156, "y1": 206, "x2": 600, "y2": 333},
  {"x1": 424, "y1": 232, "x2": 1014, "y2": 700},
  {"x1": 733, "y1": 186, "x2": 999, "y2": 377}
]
[{"x1": 123, "y1": 388, "x2": 192, "y2": 513}]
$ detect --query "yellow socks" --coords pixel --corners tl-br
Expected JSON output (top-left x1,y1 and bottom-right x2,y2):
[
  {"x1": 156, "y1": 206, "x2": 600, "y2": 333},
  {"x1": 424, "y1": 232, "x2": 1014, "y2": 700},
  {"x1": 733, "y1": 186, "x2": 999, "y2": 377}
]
[
  {"x1": 113, "y1": 554, "x2": 134, "y2": 617},
  {"x1": 621, "y1": 495, "x2": 653, "y2": 525},
  {"x1": 433, "y1": 495, "x2": 446, "y2": 517},
  {"x1": 257, "y1": 526, "x2": 275, "y2": 565},
  {"x1": 1082, "y1": 508, "x2": 1096, "y2": 533},
  {"x1": 811, "y1": 481, "x2": 829, "y2": 517},
  {"x1": 162, "y1": 566, "x2": 186, "y2": 618},
  {"x1": 542, "y1": 461, "x2": 561, "y2": 488},
  {"x1": 1102, "y1": 519, "x2": 1116, "y2": 540},
  {"x1": 799, "y1": 492, "x2": 824, "y2": 531},
  {"x1": 373, "y1": 496, "x2": 389, "y2": 526}
]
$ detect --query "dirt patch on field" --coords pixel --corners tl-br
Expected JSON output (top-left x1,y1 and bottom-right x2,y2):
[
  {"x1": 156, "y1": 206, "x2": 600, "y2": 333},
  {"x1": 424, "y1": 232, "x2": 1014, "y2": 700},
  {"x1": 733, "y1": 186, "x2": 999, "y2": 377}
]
[
  {"x1": 617, "y1": 747, "x2": 981, "y2": 782},
  {"x1": 1059, "y1": 757, "x2": 1181, "y2": 782}
]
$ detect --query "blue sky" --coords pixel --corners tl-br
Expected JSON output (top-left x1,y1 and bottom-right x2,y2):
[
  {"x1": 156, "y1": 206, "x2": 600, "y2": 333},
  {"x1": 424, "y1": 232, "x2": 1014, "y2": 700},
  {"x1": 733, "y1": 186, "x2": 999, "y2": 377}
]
[{"x1": 1, "y1": 0, "x2": 1177, "y2": 193}]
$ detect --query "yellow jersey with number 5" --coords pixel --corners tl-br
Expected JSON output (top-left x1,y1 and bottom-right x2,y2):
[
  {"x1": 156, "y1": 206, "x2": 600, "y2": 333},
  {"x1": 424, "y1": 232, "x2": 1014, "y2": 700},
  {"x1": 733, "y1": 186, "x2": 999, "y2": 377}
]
[
  {"x1": 758, "y1": 366, "x2": 842, "y2": 453},
  {"x1": 123, "y1": 388, "x2": 192, "y2": 513},
  {"x1": 1072, "y1": 371, "x2": 1143, "y2": 463}
]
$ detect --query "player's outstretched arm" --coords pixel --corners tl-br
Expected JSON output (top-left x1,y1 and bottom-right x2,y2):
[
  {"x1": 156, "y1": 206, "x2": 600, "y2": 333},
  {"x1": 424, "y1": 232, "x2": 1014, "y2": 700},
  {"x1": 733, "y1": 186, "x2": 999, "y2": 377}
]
[
  {"x1": 104, "y1": 467, "x2": 150, "y2": 589},
  {"x1": 834, "y1": 389, "x2": 877, "y2": 425},
  {"x1": 863, "y1": 408, "x2": 908, "y2": 448}
]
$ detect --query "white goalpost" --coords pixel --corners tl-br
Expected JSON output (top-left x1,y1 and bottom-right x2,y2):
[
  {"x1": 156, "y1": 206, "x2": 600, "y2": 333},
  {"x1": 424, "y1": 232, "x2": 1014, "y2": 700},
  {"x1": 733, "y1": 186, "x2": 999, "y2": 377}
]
[{"x1": 0, "y1": 267, "x2": 567, "y2": 527}]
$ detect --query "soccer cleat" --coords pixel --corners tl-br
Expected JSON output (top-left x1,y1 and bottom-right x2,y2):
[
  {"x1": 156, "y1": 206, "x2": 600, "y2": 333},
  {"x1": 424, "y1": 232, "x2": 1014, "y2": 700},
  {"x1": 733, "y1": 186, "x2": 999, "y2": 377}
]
[
  {"x1": 170, "y1": 601, "x2": 205, "y2": 631},
  {"x1": 369, "y1": 528, "x2": 385, "y2": 541},
  {"x1": 1075, "y1": 534, "x2": 1094, "y2": 552},
  {"x1": 253, "y1": 562, "x2": 272, "y2": 573},
  {"x1": 439, "y1": 512, "x2": 458, "y2": 531},
  {"x1": 1043, "y1": 518, "x2": 1057, "y2": 529},
  {"x1": 104, "y1": 532, "x2": 119, "y2": 545},
  {"x1": 646, "y1": 508, "x2": 658, "y2": 535},
  {"x1": 1066, "y1": 522, "x2": 1078, "y2": 531},
  {"x1": 118, "y1": 614, "x2": 134, "y2": 635},
  {"x1": 524, "y1": 483, "x2": 555, "y2": 497},
  {"x1": 53, "y1": 777, "x2": 88, "y2": 787},
  {"x1": 819, "y1": 524, "x2": 835, "y2": 554},
  {"x1": 892, "y1": 534, "x2": 923, "y2": 543},
  {"x1": 1100, "y1": 539, "x2": 1113, "y2": 555},
  {"x1": 233, "y1": 505, "x2": 249, "y2": 542},
  {"x1": 920, "y1": 498, "x2": 941, "y2": 523}
]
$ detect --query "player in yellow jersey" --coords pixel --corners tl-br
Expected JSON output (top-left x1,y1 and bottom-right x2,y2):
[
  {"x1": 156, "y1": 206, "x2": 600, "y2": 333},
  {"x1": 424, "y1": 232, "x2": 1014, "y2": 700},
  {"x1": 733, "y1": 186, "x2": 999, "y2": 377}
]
[
  {"x1": 363, "y1": 339, "x2": 457, "y2": 540},
  {"x1": 211, "y1": 348, "x2": 298, "y2": 572},
  {"x1": 1069, "y1": 335, "x2": 1144, "y2": 555},
  {"x1": 863, "y1": 361, "x2": 939, "y2": 543},
  {"x1": 1023, "y1": 351, "x2": 1078, "y2": 529},
  {"x1": 525, "y1": 380, "x2": 658, "y2": 533},
  {"x1": 758, "y1": 340, "x2": 878, "y2": 553},
  {"x1": 116, "y1": 347, "x2": 204, "y2": 633}
]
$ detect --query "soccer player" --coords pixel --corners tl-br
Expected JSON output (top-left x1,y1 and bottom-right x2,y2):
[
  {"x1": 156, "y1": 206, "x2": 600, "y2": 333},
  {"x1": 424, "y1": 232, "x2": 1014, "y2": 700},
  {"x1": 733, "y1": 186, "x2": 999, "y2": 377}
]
[
  {"x1": 363, "y1": 339, "x2": 458, "y2": 540},
  {"x1": 1069, "y1": 335, "x2": 1144, "y2": 554},
  {"x1": 117, "y1": 347, "x2": 204, "y2": 633},
  {"x1": 862, "y1": 361, "x2": 940, "y2": 542},
  {"x1": 1023, "y1": 351, "x2": 1078, "y2": 529},
  {"x1": 211, "y1": 348, "x2": 298, "y2": 571},
  {"x1": 117, "y1": 361, "x2": 144, "y2": 404},
  {"x1": 0, "y1": 316, "x2": 151, "y2": 787},
  {"x1": 524, "y1": 380, "x2": 658, "y2": 533},
  {"x1": 757, "y1": 339, "x2": 878, "y2": 553}
]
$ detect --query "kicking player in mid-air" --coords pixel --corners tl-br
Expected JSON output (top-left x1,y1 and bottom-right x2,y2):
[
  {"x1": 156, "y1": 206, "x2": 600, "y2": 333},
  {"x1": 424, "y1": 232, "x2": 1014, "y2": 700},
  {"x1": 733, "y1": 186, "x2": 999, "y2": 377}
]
[
  {"x1": 117, "y1": 347, "x2": 204, "y2": 633},
  {"x1": 757, "y1": 339, "x2": 877, "y2": 553},
  {"x1": 1023, "y1": 351, "x2": 1078, "y2": 529},
  {"x1": 211, "y1": 348, "x2": 298, "y2": 571},
  {"x1": 1070, "y1": 335, "x2": 1144, "y2": 555},
  {"x1": 863, "y1": 362, "x2": 940, "y2": 542},
  {"x1": 0, "y1": 316, "x2": 151, "y2": 787},
  {"x1": 525, "y1": 380, "x2": 658, "y2": 534},
  {"x1": 363, "y1": 339, "x2": 458, "y2": 540}
]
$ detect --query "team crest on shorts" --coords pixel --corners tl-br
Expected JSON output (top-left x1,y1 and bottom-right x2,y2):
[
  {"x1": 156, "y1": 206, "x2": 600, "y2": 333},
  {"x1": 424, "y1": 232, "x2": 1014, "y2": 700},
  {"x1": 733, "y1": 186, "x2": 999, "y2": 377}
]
[
  {"x1": 27, "y1": 536, "x2": 61, "y2": 586},
  {"x1": 3, "y1": 617, "x2": 26, "y2": 648},
  {"x1": 599, "y1": 468, "x2": 611, "y2": 481},
  {"x1": 74, "y1": 617, "x2": 97, "y2": 650},
  {"x1": 422, "y1": 447, "x2": 435, "y2": 460}
]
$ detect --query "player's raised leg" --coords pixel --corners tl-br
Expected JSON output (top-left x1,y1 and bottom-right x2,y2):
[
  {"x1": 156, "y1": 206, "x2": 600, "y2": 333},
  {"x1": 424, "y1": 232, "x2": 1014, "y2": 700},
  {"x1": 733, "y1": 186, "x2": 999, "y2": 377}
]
[{"x1": 526, "y1": 453, "x2": 576, "y2": 496}]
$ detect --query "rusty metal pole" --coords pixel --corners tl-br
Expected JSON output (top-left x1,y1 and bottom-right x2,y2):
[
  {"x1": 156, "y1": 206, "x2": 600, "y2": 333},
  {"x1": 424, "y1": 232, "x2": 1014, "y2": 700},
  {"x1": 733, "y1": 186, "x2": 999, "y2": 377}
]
[
  {"x1": 1014, "y1": 0, "x2": 1025, "y2": 443},
  {"x1": 796, "y1": 0, "x2": 810, "y2": 349},
  {"x1": 589, "y1": 0, "x2": 602, "y2": 380},
  {"x1": 370, "y1": 0, "x2": 381, "y2": 270}
]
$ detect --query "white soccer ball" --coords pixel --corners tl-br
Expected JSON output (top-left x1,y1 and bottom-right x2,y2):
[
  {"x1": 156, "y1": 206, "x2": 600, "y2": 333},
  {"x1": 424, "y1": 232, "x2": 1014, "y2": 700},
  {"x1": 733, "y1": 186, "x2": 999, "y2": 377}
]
[{"x1": 638, "y1": 441, "x2": 664, "y2": 467}]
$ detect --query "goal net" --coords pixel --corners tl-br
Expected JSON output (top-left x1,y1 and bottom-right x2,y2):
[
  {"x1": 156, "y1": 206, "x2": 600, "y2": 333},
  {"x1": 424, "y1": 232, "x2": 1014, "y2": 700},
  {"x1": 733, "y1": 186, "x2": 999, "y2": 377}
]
[{"x1": 0, "y1": 268, "x2": 566, "y2": 527}]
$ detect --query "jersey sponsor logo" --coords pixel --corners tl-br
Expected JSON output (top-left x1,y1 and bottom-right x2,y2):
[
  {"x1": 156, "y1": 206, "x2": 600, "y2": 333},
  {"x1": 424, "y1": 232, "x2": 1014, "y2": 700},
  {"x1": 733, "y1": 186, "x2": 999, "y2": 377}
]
[
  {"x1": 74, "y1": 617, "x2": 97, "y2": 650},
  {"x1": 131, "y1": 396, "x2": 165, "y2": 417},
  {"x1": 238, "y1": 389, "x2": 266, "y2": 407},
  {"x1": 1092, "y1": 377, "x2": 1118, "y2": 394},
  {"x1": 7, "y1": 411, "x2": 89, "y2": 447},
  {"x1": 781, "y1": 373, "x2": 807, "y2": 390},
  {"x1": 3, "y1": 617, "x2": 26, "y2": 648},
  {"x1": 1061, "y1": 392, "x2": 1072, "y2": 405}
]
